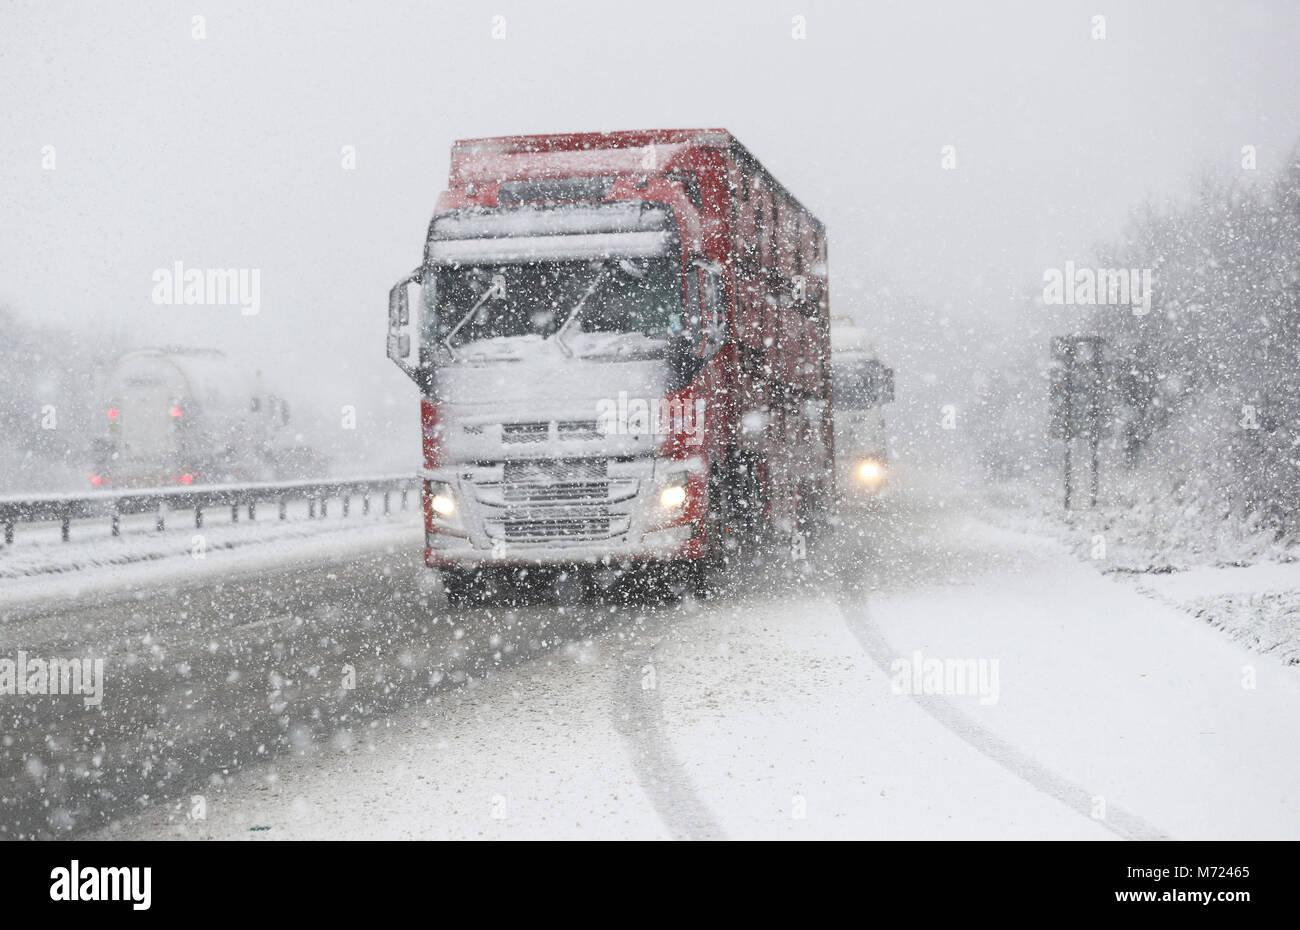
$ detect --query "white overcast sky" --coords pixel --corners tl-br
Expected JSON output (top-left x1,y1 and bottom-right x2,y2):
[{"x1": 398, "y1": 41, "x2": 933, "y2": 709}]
[{"x1": 3, "y1": 0, "x2": 1299, "y2": 428}]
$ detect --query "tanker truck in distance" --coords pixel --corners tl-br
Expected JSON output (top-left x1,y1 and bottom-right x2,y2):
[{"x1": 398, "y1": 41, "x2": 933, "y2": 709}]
[
  {"x1": 386, "y1": 129, "x2": 834, "y2": 603},
  {"x1": 92, "y1": 347, "x2": 323, "y2": 488}
]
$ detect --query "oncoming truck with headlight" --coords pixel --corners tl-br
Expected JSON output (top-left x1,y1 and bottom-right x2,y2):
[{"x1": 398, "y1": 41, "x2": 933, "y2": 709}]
[
  {"x1": 829, "y1": 317, "x2": 894, "y2": 501},
  {"x1": 385, "y1": 129, "x2": 835, "y2": 603}
]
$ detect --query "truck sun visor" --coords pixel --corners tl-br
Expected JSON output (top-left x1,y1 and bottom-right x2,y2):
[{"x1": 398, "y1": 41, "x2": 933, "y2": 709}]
[
  {"x1": 431, "y1": 200, "x2": 673, "y2": 237},
  {"x1": 428, "y1": 230, "x2": 674, "y2": 264},
  {"x1": 427, "y1": 201, "x2": 677, "y2": 264}
]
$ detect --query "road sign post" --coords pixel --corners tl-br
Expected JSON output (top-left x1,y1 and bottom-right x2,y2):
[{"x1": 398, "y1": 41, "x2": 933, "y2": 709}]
[{"x1": 1050, "y1": 335, "x2": 1107, "y2": 510}]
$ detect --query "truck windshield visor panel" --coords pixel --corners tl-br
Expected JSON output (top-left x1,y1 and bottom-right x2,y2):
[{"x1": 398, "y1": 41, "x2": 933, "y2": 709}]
[
  {"x1": 427, "y1": 230, "x2": 671, "y2": 264},
  {"x1": 429, "y1": 201, "x2": 673, "y2": 241}
]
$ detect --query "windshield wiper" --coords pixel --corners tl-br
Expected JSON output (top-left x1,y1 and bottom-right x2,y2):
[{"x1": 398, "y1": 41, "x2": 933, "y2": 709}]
[
  {"x1": 551, "y1": 269, "x2": 611, "y2": 358},
  {"x1": 442, "y1": 278, "x2": 504, "y2": 360}
]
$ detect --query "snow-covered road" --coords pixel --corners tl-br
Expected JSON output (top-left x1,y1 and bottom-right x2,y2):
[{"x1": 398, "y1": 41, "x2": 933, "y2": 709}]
[{"x1": 24, "y1": 484, "x2": 1288, "y2": 841}]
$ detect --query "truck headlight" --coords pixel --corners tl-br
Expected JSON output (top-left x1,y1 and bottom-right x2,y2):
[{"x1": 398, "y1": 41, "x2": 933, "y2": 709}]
[
  {"x1": 856, "y1": 459, "x2": 884, "y2": 483},
  {"x1": 657, "y1": 467, "x2": 690, "y2": 510},
  {"x1": 659, "y1": 483, "x2": 688, "y2": 509},
  {"x1": 432, "y1": 492, "x2": 456, "y2": 516},
  {"x1": 426, "y1": 479, "x2": 465, "y2": 532}
]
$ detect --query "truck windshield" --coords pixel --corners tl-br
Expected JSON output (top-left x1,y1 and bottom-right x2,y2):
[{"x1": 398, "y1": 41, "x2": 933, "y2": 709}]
[
  {"x1": 426, "y1": 255, "x2": 683, "y2": 362},
  {"x1": 833, "y1": 358, "x2": 883, "y2": 410}
]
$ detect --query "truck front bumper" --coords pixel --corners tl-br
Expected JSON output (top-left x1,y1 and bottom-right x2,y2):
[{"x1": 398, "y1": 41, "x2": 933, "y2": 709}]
[
  {"x1": 421, "y1": 456, "x2": 705, "y2": 569},
  {"x1": 424, "y1": 525, "x2": 700, "y2": 568}
]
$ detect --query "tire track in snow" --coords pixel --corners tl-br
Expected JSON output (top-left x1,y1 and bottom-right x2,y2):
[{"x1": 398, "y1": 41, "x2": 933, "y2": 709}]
[
  {"x1": 836, "y1": 592, "x2": 1170, "y2": 840},
  {"x1": 612, "y1": 622, "x2": 726, "y2": 840}
]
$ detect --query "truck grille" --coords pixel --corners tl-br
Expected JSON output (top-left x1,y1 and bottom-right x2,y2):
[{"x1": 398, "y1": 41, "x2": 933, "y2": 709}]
[
  {"x1": 504, "y1": 458, "x2": 606, "y2": 482},
  {"x1": 502, "y1": 421, "x2": 549, "y2": 443},
  {"x1": 498, "y1": 459, "x2": 606, "y2": 506},
  {"x1": 485, "y1": 505, "x2": 631, "y2": 543},
  {"x1": 475, "y1": 458, "x2": 633, "y2": 543},
  {"x1": 556, "y1": 420, "x2": 601, "y2": 440},
  {"x1": 498, "y1": 515, "x2": 612, "y2": 542},
  {"x1": 502, "y1": 481, "x2": 607, "y2": 503},
  {"x1": 500, "y1": 420, "x2": 602, "y2": 443}
]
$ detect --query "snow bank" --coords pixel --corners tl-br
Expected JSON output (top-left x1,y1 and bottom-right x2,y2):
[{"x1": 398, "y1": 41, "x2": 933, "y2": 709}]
[
  {"x1": 0, "y1": 501, "x2": 421, "y2": 612},
  {"x1": 982, "y1": 458, "x2": 1300, "y2": 666}
]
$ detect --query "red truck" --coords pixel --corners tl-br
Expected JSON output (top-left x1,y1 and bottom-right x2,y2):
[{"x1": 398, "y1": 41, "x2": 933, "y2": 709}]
[{"x1": 386, "y1": 129, "x2": 834, "y2": 603}]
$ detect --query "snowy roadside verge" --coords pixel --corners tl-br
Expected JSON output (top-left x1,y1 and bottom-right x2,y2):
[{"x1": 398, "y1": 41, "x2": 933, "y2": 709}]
[
  {"x1": 977, "y1": 471, "x2": 1300, "y2": 665},
  {"x1": 1129, "y1": 564, "x2": 1300, "y2": 666},
  {"x1": 0, "y1": 508, "x2": 423, "y2": 614}
]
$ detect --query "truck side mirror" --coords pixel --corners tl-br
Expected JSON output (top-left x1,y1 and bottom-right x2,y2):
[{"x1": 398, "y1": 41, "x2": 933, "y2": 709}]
[
  {"x1": 668, "y1": 258, "x2": 727, "y2": 393},
  {"x1": 388, "y1": 283, "x2": 409, "y2": 327},
  {"x1": 387, "y1": 267, "x2": 426, "y2": 384},
  {"x1": 688, "y1": 259, "x2": 726, "y2": 360},
  {"x1": 387, "y1": 331, "x2": 411, "y2": 360},
  {"x1": 795, "y1": 277, "x2": 823, "y2": 315},
  {"x1": 700, "y1": 268, "x2": 727, "y2": 359}
]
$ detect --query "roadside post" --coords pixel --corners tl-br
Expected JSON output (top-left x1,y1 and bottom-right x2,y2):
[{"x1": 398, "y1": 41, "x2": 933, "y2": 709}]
[{"x1": 1050, "y1": 335, "x2": 1107, "y2": 509}]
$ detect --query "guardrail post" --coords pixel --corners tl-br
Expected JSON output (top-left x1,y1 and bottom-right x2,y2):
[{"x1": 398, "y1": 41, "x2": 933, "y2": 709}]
[
  {"x1": 4, "y1": 522, "x2": 13, "y2": 544},
  {"x1": 342, "y1": 495, "x2": 350, "y2": 518},
  {"x1": 61, "y1": 515, "x2": 71, "y2": 542},
  {"x1": 383, "y1": 491, "x2": 390, "y2": 515},
  {"x1": 156, "y1": 503, "x2": 166, "y2": 532},
  {"x1": 362, "y1": 492, "x2": 371, "y2": 515},
  {"x1": 195, "y1": 506, "x2": 203, "y2": 529},
  {"x1": 308, "y1": 498, "x2": 316, "y2": 519},
  {"x1": 248, "y1": 501, "x2": 256, "y2": 521},
  {"x1": 400, "y1": 489, "x2": 409, "y2": 510},
  {"x1": 231, "y1": 504, "x2": 239, "y2": 523},
  {"x1": 111, "y1": 511, "x2": 121, "y2": 537},
  {"x1": 320, "y1": 496, "x2": 328, "y2": 518},
  {"x1": 278, "y1": 498, "x2": 287, "y2": 521}
]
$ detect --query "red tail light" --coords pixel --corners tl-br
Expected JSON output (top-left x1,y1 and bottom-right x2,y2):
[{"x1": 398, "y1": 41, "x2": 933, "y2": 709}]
[
  {"x1": 106, "y1": 408, "x2": 118, "y2": 419},
  {"x1": 90, "y1": 475, "x2": 103, "y2": 487},
  {"x1": 169, "y1": 406, "x2": 183, "y2": 418}
]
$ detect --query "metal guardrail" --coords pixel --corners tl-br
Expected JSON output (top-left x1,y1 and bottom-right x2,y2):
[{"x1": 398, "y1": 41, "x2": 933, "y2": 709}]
[{"x1": 0, "y1": 475, "x2": 421, "y2": 545}]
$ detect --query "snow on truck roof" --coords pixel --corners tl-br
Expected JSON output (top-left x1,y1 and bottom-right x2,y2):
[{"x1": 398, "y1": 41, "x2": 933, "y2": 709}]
[
  {"x1": 830, "y1": 320, "x2": 878, "y2": 356},
  {"x1": 450, "y1": 130, "x2": 729, "y2": 188},
  {"x1": 450, "y1": 128, "x2": 732, "y2": 172},
  {"x1": 447, "y1": 128, "x2": 824, "y2": 232}
]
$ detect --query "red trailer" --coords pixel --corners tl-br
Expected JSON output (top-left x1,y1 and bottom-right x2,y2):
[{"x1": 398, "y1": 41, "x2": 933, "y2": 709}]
[{"x1": 386, "y1": 128, "x2": 833, "y2": 602}]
